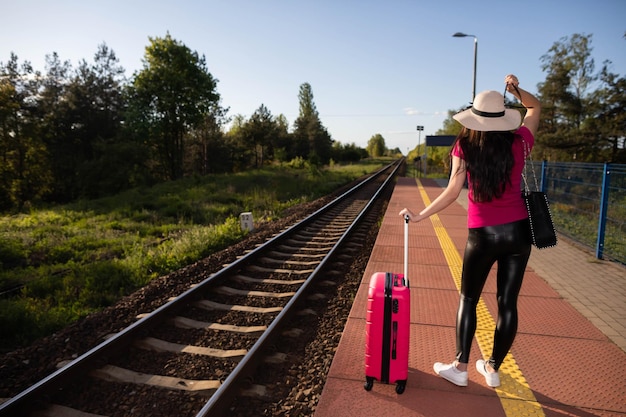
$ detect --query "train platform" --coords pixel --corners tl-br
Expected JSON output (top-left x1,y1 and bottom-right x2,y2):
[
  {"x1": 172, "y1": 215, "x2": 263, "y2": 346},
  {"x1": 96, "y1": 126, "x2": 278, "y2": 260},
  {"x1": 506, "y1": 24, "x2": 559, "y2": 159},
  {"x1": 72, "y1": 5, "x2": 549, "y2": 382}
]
[{"x1": 314, "y1": 177, "x2": 626, "y2": 417}]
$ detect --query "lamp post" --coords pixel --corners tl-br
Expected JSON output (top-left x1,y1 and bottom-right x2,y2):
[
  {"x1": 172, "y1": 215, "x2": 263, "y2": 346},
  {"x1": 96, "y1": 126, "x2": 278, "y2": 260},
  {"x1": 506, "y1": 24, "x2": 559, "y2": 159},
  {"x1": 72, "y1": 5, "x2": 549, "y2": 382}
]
[
  {"x1": 416, "y1": 125, "x2": 424, "y2": 151},
  {"x1": 416, "y1": 125, "x2": 424, "y2": 177},
  {"x1": 453, "y1": 32, "x2": 477, "y2": 103}
]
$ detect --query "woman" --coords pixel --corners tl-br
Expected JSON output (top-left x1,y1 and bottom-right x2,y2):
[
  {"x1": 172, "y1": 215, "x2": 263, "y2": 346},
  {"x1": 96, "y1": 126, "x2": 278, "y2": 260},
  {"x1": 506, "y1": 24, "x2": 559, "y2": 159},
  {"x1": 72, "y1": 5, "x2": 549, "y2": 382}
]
[{"x1": 399, "y1": 74, "x2": 541, "y2": 388}]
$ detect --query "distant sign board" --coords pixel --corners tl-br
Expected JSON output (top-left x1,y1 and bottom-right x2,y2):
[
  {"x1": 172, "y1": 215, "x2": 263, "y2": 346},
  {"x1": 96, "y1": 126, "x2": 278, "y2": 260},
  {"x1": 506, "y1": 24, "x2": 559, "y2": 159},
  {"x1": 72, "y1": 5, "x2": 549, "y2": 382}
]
[{"x1": 425, "y1": 135, "x2": 456, "y2": 147}]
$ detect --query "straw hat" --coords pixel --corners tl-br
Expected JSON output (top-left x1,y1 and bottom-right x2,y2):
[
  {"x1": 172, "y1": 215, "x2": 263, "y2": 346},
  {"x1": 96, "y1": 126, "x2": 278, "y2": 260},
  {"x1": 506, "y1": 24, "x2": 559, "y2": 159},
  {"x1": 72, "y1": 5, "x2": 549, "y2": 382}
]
[{"x1": 453, "y1": 90, "x2": 521, "y2": 131}]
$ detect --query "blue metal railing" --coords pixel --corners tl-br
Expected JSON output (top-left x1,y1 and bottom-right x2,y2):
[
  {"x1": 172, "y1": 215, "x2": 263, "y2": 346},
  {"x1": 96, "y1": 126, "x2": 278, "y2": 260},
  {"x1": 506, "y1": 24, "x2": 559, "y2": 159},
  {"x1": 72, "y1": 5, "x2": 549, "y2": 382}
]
[{"x1": 533, "y1": 161, "x2": 626, "y2": 264}]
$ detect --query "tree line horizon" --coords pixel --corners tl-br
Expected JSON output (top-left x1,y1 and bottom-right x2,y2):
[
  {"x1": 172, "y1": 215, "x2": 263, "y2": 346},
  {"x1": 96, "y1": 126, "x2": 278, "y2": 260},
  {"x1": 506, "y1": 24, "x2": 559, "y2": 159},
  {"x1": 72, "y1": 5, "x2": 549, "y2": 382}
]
[{"x1": 1, "y1": 32, "x2": 623, "y2": 212}]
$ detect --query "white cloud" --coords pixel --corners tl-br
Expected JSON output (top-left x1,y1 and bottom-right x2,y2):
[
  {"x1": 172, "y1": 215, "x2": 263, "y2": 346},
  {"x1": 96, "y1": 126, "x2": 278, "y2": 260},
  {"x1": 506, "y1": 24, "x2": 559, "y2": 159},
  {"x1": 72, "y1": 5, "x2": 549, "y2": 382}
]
[
  {"x1": 403, "y1": 107, "x2": 422, "y2": 115},
  {"x1": 404, "y1": 108, "x2": 448, "y2": 117}
]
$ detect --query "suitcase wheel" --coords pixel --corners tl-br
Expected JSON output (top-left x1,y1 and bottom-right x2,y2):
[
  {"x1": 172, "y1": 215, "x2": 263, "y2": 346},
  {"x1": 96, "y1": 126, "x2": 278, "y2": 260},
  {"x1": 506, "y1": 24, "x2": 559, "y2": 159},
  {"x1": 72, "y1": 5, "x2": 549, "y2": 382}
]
[
  {"x1": 364, "y1": 377, "x2": 374, "y2": 391},
  {"x1": 395, "y1": 380, "x2": 406, "y2": 394}
]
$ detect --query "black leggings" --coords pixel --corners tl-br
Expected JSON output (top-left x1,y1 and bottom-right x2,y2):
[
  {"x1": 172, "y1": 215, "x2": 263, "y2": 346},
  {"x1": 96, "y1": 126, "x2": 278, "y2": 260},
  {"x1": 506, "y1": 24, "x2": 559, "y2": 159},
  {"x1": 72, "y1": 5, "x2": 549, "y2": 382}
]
[{"x1": 455, "y1": 219, "x2": 531, "y2": 370}]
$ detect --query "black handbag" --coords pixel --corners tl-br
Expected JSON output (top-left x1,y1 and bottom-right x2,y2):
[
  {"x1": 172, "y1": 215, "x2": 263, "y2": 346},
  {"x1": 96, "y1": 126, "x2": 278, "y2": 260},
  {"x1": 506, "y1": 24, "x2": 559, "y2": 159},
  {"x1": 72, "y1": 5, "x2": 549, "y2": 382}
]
[{"x1": 522, "y1": 141, "x2": 557, "y2": 249}]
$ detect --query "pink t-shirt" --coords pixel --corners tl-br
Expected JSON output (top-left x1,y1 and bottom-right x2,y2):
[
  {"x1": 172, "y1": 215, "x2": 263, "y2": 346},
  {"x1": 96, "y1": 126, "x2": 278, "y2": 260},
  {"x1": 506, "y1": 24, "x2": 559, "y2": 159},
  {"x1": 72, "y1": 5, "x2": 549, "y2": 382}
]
[{"x1": 451, "y1": 126, "x2": 534, "y2": 228}]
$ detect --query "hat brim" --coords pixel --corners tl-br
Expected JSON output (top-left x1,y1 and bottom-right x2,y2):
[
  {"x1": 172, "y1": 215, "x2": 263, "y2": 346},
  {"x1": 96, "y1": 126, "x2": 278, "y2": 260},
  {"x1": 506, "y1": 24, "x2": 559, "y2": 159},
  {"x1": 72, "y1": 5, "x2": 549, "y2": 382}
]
[{"x1": 453, "y1": 108, "x2": 522, "y2": 131}]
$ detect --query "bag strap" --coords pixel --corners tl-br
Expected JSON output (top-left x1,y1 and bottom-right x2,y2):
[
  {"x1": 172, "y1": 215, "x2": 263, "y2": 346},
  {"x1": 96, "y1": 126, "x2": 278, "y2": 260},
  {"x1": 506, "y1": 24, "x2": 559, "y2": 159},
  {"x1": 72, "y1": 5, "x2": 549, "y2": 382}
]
[{"x1": 521, "y1": 139, "x2": 540, "y2": 192}]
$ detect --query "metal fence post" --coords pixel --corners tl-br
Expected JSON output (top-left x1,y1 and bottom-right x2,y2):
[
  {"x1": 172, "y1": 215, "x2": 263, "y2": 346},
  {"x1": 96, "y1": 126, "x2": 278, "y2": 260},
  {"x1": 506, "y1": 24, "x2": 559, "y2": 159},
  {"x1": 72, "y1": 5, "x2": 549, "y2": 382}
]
[
  {"x1": 596, "y1": 163, "x2": 611, "y2": 259},
  {"x1": 540, "y1": 160, "x2": 548, "y2": 192}
]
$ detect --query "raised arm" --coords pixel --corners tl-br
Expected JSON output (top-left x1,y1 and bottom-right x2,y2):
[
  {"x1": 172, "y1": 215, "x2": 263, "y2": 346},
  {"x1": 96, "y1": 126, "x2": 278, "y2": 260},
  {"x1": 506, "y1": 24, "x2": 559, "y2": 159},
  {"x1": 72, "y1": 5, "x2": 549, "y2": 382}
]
[{"x1": 505, "y1": 74, "x2": 541, "y2": 137}]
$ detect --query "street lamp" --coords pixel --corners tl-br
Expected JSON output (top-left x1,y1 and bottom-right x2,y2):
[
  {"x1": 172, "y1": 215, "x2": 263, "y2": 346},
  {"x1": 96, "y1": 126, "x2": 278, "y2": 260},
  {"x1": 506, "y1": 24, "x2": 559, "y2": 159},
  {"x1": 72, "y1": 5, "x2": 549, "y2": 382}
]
[
  {"x1": 416, "y1": 125, "x2": 424, "y2": 177},
  {"x1": 453, "y1": 32, "x2": 478, "y2": 103}
]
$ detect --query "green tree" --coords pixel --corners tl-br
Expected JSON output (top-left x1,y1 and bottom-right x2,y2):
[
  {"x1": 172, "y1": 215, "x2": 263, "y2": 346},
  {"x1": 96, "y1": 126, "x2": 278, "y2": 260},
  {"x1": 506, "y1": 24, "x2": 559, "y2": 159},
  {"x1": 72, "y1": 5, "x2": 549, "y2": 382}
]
[
  {"x1": 366, "y1": 133, "x2": 386, "y2": 157},
  {"x1": 387, "y1": 147, "x2": 402, "y2": 157},
  {"x1": 537, "y1": 33, "x2": 597, "y2": 160},
  {"x1": 587, "y1": 63, "x2": 626, "y2": 163},
  {"x1": 128, "y1": 33, "x2": 220, "y2": 180},
  {"x1": 186, "y1": 102, "x2": 231, "y2": 175},
  {"x1": 69, "y1": 44, "x2": 128, "y2": 197},
  {"x1": 331, "y1": 142, "x2": 367, "y2": 162},
  {"x1": 36, "y1": 46, "x2": 129, "y2": 201},
  {"x1": 293, "y1": 83, "x2": 333, "y2": 165},
  {"x1": 0, "y1": 54, "x2": 52, "y2": 211},
  {"x1": 224, "y1": 114, "x2": 253, "y2": 172},
  {"x1": 38, "y1": 52, "x2": 77, "y2": 202},
  {"x1": 272, "y1": 114, "x2": 292, "y2": 163},
  {"x1": 244, "y1": 104, "x2": 277, "y2": 168}
]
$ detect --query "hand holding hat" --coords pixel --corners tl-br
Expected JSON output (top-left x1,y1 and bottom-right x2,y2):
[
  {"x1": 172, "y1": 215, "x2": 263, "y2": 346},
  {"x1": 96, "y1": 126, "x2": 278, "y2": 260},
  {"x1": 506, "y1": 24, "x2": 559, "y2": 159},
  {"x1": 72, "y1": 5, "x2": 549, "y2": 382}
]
[
  {"x1": 505, "y1": 74, "x2": 519, "y2": 90},
  {"x1": 505, "y1": 74, "x2": 524, "y2": 100}
]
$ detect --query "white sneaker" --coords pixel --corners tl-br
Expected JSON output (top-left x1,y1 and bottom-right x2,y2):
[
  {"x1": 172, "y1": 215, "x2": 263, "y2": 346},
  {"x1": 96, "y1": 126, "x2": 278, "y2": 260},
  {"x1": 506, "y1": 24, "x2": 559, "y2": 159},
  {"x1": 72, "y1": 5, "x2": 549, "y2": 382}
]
[
  {"x1": 433, "y1": 362, "x2": 468, "y2": 387},
  {"x1": 476, "y1": 359, "x2": 500, "y2": 387}
]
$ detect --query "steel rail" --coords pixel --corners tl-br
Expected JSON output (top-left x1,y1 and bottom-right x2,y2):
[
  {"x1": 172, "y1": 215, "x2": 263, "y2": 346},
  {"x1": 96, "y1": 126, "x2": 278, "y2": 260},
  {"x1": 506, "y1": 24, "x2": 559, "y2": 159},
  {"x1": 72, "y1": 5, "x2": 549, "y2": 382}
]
[{"x1": 196, "y1": 159, "x2": 401, "y2": 416}]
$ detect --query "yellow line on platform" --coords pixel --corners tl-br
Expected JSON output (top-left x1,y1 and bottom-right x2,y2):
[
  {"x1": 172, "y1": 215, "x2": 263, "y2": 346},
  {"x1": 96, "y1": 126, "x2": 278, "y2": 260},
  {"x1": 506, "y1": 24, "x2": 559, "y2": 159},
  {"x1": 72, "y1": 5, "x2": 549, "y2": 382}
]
[{"x1": 416, "y1": 179, "x2": 545, "y2": 417}]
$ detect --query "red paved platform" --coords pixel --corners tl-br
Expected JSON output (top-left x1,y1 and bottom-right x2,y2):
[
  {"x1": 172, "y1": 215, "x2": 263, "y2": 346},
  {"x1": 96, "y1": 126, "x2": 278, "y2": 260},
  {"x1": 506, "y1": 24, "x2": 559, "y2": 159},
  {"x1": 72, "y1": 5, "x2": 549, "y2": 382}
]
[{"x1": 314, "y1": 177, "x2": 626, "y2": 417}]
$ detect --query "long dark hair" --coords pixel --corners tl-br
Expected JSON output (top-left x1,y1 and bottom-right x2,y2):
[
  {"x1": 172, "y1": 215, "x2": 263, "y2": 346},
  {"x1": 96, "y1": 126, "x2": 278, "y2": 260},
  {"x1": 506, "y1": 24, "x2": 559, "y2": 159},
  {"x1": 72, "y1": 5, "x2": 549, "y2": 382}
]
[{"x1": 452, "y1": 128, "x2": 515, "y2": 202}]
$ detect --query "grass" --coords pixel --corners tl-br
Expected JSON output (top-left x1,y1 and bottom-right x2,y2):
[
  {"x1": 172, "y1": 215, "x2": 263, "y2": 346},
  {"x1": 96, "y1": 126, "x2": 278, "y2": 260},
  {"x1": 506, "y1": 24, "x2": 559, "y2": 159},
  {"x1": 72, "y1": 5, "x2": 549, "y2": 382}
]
[
  {"x1": 551, "y1": 202, "x2": 626, "y2": 263},
  {"x1": 0, "y1": 159, "x2": 389, "y2": 351}
]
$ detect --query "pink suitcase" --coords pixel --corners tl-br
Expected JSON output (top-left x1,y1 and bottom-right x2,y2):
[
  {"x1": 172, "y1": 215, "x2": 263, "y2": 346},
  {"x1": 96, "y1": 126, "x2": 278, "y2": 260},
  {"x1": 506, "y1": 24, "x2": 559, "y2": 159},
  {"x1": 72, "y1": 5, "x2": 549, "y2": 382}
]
[{"x1": 364, "y1": 216, "x2": 410, "y2": 394}]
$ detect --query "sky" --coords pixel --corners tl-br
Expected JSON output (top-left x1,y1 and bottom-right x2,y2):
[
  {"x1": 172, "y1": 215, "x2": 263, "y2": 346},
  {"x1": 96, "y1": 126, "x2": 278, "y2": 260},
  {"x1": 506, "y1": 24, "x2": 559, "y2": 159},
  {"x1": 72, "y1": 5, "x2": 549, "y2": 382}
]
[{"x1": 1, "y1": 0, "x2": 625, "y2": 154}]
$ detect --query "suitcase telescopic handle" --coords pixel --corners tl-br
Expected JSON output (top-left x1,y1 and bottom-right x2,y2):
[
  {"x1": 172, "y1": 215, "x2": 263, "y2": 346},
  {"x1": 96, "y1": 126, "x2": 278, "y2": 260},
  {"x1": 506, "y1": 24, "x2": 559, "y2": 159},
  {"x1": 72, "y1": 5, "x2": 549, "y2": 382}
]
[{"x1": 404, "y1": 215, "x2": 409, "y2": 283}]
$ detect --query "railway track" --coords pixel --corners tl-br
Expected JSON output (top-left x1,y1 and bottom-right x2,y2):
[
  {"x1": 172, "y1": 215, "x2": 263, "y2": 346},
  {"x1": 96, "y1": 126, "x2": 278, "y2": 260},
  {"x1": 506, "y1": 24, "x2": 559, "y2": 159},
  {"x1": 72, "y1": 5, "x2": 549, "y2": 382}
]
[{"x1": 0, "y1": 160, "x2": 401, "y2": 417}]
